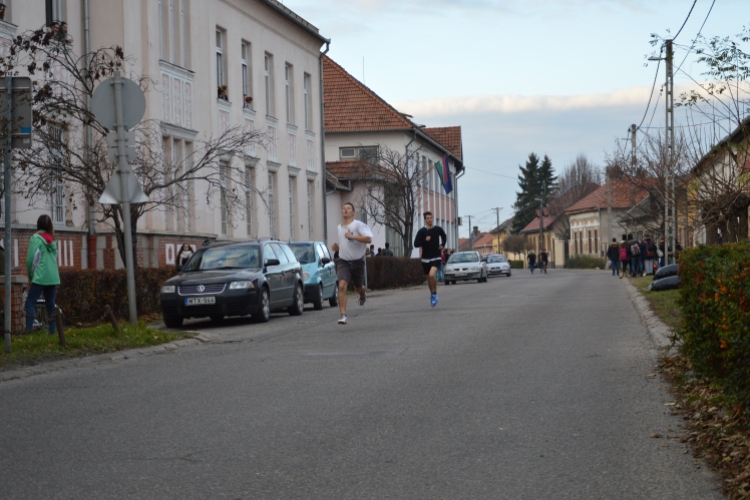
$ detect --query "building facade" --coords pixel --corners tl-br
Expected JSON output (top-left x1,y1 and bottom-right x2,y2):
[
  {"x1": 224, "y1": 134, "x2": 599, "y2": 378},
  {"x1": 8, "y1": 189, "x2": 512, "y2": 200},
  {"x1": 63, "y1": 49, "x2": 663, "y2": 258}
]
[{"x1": 2, "y1": 0, "x2": 328, "y2": 271}]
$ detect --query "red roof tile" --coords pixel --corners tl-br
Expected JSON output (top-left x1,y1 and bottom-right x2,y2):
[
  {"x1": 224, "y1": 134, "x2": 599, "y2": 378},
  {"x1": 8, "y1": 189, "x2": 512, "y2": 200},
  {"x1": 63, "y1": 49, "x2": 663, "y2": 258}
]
[
  {"x1": 565, "y1": 180, "x2": 650, "y2": 215},
  {"x1": 520, "y1": 216, "x2": 557, "y2": 234},
  {"x1": 423, "y1": 127, "x2": 462, "y2": 160}
]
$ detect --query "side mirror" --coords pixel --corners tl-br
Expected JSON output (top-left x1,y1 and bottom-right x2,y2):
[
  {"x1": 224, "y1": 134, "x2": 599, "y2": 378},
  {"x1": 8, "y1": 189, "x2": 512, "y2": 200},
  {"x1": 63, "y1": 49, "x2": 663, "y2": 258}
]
[
  {"x1": 321, "y1": 257, "x2": 331, "y2": 265},
  {"x1": 265, "y1": 258, "x2": 281, "y2": 267}
]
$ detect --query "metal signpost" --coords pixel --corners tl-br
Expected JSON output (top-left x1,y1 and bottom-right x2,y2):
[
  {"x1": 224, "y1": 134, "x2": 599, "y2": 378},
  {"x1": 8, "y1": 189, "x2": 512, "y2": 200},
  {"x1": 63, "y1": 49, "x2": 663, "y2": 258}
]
[
  {"x1": 92, "y1": 72, "x2": 147, "y2": 325},
  {"x1": 0, "y1": 76, "x2": 33, "y2": 352}
]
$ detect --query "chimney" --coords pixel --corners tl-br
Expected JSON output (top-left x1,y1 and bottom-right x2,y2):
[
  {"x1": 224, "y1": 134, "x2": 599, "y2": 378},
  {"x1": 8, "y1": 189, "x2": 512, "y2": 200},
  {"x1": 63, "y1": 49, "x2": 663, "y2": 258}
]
[{"x1": 473, "y1": 226, "x2": 479, "y2": 237}]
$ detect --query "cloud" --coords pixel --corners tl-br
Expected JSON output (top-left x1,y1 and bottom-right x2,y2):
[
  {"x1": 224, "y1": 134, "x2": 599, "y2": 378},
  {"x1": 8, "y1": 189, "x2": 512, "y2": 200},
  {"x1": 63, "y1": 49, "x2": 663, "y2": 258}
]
[{"x1": 394, "y1": 83, "x2": 702, "y2": 118}]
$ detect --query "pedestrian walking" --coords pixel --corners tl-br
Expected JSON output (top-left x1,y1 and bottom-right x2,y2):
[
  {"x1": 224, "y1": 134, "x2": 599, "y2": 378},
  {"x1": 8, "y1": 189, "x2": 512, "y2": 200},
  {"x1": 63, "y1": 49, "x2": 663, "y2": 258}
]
[
  {"x1": 383, "y1": 242, "x2": 394, "y2": 257},
  {"x1": 627, "y1": 234, "x2": 640, "y2": 277},
  {"x1": 25, "y1": 214, "x2": 60, "y2": 334},
  {"x1": 607, "y1": 238, "x2": 620, "y2": 277},
  {"x1": 330, "y1": 202, "x2": 373, "y2": 325},
  {"x1": 527, "y1": 251, "x2": 536, "y2": 274},
  {"x1": 539, "y1": 249, "x2": 549, "y2": 274},
  {"x1": 643, "y1": 234, "x2": 656, "y2": 276},
  {"x1": 414, "y1": 211, "x2": 447, "y2": 308}
]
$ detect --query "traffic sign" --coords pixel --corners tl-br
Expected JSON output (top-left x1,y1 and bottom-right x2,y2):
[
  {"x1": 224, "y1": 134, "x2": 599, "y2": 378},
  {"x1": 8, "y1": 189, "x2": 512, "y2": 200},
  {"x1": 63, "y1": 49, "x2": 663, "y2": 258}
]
[
  {"x1": 106, "y1": 130, "x2": 136, "y2": 162},
  {"x1": 99, "y1": 170, "x2": 148, "y2": 204},
  {"x1": 0, "y1": 77, "x2": 33, "y2": 149},
  {"x1": 91, "y1": 76, "x2": 145, "y2": 130}
]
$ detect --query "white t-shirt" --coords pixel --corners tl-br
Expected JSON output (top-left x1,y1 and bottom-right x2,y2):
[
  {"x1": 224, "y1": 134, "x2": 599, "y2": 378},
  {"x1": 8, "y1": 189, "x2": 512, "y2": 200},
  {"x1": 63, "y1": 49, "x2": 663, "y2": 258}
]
[{"x1": 337, "y1": 220, "x2": 373, "y2": 261}]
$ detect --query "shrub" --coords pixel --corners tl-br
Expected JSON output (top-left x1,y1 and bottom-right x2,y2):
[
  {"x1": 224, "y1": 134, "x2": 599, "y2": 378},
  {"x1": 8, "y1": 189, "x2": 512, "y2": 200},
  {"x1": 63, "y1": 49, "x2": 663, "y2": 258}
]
[
  {"x1": 565, "y1": 255, "x2": 606, "y2": 269},
  {"x1": 509, "y1": 260, "x2": 524, "y2": 269},
  {"x1": 677, "y1": 241, "x2": 750, "y2": 411},
  {"x1": 352, "y1": 257, "x2": 424, "y2": 290},
  {"x1": 57, "y1": 268, "x2": 176, "y2": 325}
]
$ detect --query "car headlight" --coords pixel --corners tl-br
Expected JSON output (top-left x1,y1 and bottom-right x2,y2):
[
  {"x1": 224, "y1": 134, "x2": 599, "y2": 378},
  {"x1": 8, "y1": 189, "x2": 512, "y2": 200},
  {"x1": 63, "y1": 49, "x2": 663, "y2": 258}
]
[
  {"x1": 302, "y1": 271, "x2": 311, "y2": 281},
  {"x1": 161, "y1": 285, "x2": 176, "y2": 294},
  {"x1": 229, "y1": 281, "x2": 254, "y2": 289}
]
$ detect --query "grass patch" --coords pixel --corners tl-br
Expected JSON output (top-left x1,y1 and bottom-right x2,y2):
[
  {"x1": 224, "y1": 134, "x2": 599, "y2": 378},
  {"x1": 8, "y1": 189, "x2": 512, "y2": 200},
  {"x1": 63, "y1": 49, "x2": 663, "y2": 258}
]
[
  {"x1": 630, "y1": 275, "x2": 682, "y2": 330},
  {"x1": 0, "y1": 322, "x2": 195, "y2": 371}
]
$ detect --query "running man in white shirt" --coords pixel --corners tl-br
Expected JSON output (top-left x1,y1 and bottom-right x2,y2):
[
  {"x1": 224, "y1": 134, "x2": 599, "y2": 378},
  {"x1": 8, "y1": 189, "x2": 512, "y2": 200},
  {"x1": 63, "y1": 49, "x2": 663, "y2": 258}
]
[
  {"x1": 330, "y1": 202, "x2": 373, "y2": 325},
  {"x1": 414, "y1": 212, "x2": 447, "y2": 308}
]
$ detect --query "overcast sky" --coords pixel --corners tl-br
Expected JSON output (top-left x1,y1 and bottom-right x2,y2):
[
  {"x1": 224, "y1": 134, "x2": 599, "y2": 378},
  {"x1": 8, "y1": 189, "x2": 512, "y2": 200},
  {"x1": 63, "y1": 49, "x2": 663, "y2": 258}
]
[{"x1": 286, "y1": 0, "x2": 739, "y2": 233}]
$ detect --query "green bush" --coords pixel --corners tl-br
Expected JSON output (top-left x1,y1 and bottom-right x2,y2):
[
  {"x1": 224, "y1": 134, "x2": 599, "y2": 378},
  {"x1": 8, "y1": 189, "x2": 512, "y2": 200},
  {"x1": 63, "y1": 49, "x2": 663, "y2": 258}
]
[
  {"x1": 677, "y1": 241, "x2": 750, "y2": 411},
  {"x1": 58, "y1": 268, "x2": 176, "y2": 326},
  {"x1": 509, "y1": 260, "x2": 524, "y2": 269},
  {"x1": 352, "y1": 257, "x2": 424, "y2": 290},
  {"x1": 564, "y1": 255, "x2": 606, "y2": 269}
]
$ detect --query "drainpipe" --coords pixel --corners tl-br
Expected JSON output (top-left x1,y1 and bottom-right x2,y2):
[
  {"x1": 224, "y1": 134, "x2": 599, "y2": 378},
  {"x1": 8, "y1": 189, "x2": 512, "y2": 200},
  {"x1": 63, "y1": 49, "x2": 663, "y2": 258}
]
[
  {"x1": 455, "y1": 165, "x2": 465, "y2": 250},
  {"x1": 318, "y1": 39, "x2": 330, "y2": 242},
  {"x1": 83, "y1": 0, "x2": 96, "y2": 269}
]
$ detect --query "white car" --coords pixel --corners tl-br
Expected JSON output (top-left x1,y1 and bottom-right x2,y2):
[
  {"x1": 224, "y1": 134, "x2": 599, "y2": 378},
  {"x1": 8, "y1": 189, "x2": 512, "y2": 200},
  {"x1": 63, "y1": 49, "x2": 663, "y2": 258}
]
[
  {"x1": 444, "y1": 251, "x2": 488, "y2": 284},
  {"x1": 483, "y1": 253, "x2": 512, "y2": 277}
]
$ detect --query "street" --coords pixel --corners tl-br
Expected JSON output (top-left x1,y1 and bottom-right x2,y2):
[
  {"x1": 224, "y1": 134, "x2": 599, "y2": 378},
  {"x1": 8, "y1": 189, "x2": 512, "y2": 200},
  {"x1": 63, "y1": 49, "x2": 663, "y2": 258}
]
[{"x1": 0, "y1": 270, "x2": 723, "y2": 499}]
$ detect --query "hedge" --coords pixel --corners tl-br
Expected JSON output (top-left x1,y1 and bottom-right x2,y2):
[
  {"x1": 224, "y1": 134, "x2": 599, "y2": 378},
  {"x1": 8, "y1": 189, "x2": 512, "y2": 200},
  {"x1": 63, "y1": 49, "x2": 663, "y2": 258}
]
[
  {"x1": 677, "y1": 240, "x2": 750, "y2": 411},
  {"x1": 565, "y1": 255, "x2": 606, "y2": 269},
  {"x1": 509, "y1": 260, "x2": 524, "y2": 269},
  {"x1": 57, "y1": 268, "x2": 176, "y2": 326},
  {"x1": 360, "y1": 257, "x2": 425, "y2": 290}
]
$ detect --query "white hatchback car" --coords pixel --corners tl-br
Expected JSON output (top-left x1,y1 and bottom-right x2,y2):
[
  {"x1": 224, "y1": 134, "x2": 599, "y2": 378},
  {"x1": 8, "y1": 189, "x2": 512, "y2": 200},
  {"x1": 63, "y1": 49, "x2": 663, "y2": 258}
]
[
  {"x1": 483, "y1": 253, "x2": 512, "y2": 277},
  {"x1": 444, "y1": 251, "x2": 488, "y2": 284}
]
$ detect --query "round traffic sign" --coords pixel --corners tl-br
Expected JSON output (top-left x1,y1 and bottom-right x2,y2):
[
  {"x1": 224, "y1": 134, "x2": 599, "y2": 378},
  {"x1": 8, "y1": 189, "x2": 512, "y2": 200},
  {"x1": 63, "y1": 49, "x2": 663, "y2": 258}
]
[{"x1": 91, "y1": 75, "x2": 146, "y2": 130}]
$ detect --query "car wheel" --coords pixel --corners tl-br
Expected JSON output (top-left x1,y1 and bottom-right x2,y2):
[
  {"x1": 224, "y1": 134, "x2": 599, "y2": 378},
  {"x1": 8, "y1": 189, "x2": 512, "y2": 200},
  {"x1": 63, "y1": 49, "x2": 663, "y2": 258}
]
[
  {"x1": 451, "y1": 281, "x2": 456, "y2": 285},
  {"x1": 444, "y1": 280, "x2": 450, "y2": 286},
  {"x1": 477, "y1": 277, "x2": 482, "y2": 283},
  {"x1": 252, "y1": 287, "x2": 271, "y2": 323},
  {"x1": 288, "y1": 283, "x2": 304, "y2": 316},
  {"x1": 507, "y1": 271, "x2": 512, "y2": 277},
  {"x1": 312, "y1": 284, "x2": 324, "y2": 310},
  {"x1": 329, "y1": 283, "x2": 339, "y2": 307},
  {"x1": 163, "y1": 314, "x2": 183, "y2": 328},
  {"x1": 210, "y1": 314, "x2": 224, "y2": 323}
]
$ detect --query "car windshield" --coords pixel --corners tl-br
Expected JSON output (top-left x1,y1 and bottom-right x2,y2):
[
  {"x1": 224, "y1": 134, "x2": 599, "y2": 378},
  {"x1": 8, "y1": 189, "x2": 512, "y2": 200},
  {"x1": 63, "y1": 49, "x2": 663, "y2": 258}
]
[
  {"x1": 448, "y1": 253, "x2": 479, "y2": 263},
  {"x1": 488, "y1": 255, "x2": 506, "y2": 263},
  {"x1": 288, "y1": 243, "x2": 316, "y2": 264},
  {"x1": 183, "y1": 246, "x2": 260, "y2": 271}
]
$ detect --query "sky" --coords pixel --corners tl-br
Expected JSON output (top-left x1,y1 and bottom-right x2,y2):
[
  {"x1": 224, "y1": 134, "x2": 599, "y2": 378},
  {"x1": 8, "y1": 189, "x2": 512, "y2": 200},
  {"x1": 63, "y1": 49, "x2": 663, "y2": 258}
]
[{"x1": 285, "y1": 0, "x2": 740, "y2": 234}]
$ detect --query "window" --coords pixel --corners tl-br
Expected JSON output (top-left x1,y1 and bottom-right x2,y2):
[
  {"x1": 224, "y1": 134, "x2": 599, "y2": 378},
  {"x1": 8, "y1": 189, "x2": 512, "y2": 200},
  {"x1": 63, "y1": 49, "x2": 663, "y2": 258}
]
[
  {"x1": 50, "y1": 125, "x2": 65, "y2": 224},
  {"x1": 268, "y1": 171, "x2": 276, "y2": 238},
  {"x1": 46, "y1": 0, "x2": 65, "y2": 24},
  {"x1": 264, "y1": 53, "x2": 274, "y2": 116},
  {"x1": 216, "y1": 28, "x2": 226, "y2": 94},
  {"x1": 340, "y1": 147, "x2": 355, "y2": 159},
  {"x1": 241, "y1": 42, "x2": 252, "y2": 107},
  {"x1": 285, "y1": 63, "x2": 294, "y2": 124},
  {"x1": 303, "y1": 73, "x2": 311, "y2": 130},
  {"x1": 288, "y1": 177, "x2": 295, "y2": 240},
  {"x1": 307, "y1": 181, "x2": 314, "y2": 239},
  {"x1": 158, "y1": 1, "x2": 189, "y2": 66},
  {"x1": 587, "y1": 230, "x2": 592, "y2": 254},
  {"x1": 219, "y1": 161, "x2": 228, "y2": 235},
  {"x1": 594, "y1": 229, "x2": 598, "y2": 254},
  {"x1": 245, "y1": 166, "x2": 254, "y2": 237}
]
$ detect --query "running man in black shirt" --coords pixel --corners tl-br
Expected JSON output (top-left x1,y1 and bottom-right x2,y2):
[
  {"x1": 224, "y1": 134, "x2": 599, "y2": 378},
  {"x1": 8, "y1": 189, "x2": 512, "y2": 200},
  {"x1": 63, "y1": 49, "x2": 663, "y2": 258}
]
[{"x1": 414, "y1": 211, "x2": 447, "y2": 308}]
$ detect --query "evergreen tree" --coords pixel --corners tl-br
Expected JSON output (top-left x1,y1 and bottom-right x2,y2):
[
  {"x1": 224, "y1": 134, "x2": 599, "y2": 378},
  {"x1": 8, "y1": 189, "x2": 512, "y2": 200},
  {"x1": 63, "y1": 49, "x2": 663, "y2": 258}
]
[
  {"x1": 538, "y1": 155, "x2": 558, "y2": 198},
  {"x1": 511, "y1": 153, "x2": 542, "y2": 234}
]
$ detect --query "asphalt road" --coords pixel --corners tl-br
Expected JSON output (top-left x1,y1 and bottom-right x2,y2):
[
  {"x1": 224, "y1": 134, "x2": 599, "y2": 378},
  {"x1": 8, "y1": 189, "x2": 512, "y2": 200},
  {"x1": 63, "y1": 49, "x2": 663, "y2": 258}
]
[{"x1": 0, "y1": 269, "x2": 724, "y2": 499}]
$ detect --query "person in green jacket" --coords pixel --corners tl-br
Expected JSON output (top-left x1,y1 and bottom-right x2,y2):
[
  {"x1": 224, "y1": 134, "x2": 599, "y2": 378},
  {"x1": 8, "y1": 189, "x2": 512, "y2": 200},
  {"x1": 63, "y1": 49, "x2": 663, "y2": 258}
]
[{"x1": 25, "y1": 214, "x2": 60, "y2": 334}]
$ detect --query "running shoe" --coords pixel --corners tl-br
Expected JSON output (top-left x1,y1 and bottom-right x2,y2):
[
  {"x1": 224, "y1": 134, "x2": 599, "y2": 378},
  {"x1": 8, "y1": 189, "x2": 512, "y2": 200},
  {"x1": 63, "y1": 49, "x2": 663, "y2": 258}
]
[
  {"x1": 337, "y1": 315, "x2": 348, "y2": 325},
  {"x1": 431, "y1": 294, "x2": 438, "y2": 308},
  {"x1": 359, "y1": 294, "x2": 366, "y2": 306}
]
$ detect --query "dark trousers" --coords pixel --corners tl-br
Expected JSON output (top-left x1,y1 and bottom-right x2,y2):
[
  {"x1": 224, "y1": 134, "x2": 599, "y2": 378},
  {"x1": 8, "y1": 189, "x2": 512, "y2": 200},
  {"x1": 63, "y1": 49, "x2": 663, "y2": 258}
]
[
  {"x1": 611, "y1": 260, "x2": 620, "y2": 276},
  {"x1": 25, "y1": 284, "x2": 57, "y2": 334}
]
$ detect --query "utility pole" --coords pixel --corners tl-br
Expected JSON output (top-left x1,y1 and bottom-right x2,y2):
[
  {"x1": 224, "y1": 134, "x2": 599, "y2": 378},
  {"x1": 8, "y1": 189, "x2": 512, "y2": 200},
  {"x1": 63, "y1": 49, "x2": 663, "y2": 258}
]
[
  {"x1": 492, "y1": 207, "x2": 502, "y2": 252},
  {"x1": 536, "y1": 185, "x2": 546, "y2": 256},
  {"x1": 630, "y1": 124, "x2": 637, "y2": 168},
  {"x1": 665, "y1": 39, "x2": 675, "y2": 265},
  {"x1": 467, "y1": 215, "x2": 473, "y2": 250}
]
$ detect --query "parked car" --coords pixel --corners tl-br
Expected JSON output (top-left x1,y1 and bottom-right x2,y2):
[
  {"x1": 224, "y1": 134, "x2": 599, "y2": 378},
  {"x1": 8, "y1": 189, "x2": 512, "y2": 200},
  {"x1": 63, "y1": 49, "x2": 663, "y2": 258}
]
[
  {"x1": 444, "y1": 251, "x2": 488, "y2": 284},
  {"x1": 288, "y1": 241, "x2": 338, "y2": 310},
  {"x1": 159, "y1": 240, "x2": 305, "y2": 328},
  {"x1": 484, "y1": 253, "x2": 512, "y2": 277}
]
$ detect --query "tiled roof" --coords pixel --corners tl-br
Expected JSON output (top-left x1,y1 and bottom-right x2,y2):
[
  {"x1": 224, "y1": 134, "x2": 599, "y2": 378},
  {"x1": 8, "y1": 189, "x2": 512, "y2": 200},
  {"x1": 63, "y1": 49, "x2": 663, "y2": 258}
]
[
  {"x1": 326, "y1": 160, "x2": 394, "y2": 182},
  {"x1": 565, "y1": 180, "x2": 650, "y2": 215},
  {"x1": 323, "y1": 56, "x2": 413, "y2": 133},
  {"x1": 489, "y1": 218, "x2": 513, "y2": 234},
  {"x1": 326, "y1": 170, "x2": 350, "y2": 191},
  {"x1": 473, "y1": 233, "x2": 493, "y2": 247},
  {"x1": 520, "y1": 216, "x2": 557, "y2": 234},
  {"x1": 423, "y1": 127, "x2": 462, "y2": 160}
]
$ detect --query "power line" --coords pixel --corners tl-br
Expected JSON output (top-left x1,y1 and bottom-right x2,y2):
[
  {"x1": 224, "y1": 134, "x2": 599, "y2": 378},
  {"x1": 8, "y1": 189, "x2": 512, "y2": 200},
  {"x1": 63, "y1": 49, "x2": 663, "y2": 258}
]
[
  {"x1": 672, "y1": 0, "x2": 697, "y2": 42},
  {"x1": 636, "y1": 55, "x2": 662, "y2": 130},
  {"x1": 675, "y1": 0, "x2": 715, "y2": 74},
  {"x1": 462, "y1": 165, "x2": 517, "y2": 180}
]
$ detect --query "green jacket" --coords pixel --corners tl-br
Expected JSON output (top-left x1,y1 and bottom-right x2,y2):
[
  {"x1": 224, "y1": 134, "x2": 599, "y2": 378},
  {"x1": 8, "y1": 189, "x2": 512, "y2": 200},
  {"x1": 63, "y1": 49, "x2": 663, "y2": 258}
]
[{"x1": 26, "y1": 231, "x2": 60, "y2": 286}]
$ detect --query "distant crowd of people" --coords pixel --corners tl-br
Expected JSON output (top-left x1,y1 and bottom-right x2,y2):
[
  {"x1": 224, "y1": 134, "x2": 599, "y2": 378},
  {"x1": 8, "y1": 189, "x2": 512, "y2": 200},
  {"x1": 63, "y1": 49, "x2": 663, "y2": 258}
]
[{"x1": 606, "y1": 233, "x2": 682, "y2": 278}]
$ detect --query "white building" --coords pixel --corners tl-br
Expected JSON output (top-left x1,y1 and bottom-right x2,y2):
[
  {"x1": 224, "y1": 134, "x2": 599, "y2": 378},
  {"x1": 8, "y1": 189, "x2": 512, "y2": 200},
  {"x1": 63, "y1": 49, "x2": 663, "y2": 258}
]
[
  {"x1": 1, "y1": 0, "x2": 329, "y2": 269},
  {"x1": 322, "y1": 56, "x2": 464, "y2": 257}
]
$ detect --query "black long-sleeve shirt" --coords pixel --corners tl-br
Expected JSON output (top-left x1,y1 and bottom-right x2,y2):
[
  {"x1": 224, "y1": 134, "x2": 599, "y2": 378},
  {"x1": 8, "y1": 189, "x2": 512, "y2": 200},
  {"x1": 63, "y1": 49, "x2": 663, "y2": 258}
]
[{"x1": 414, "y1": 226, "x2": 447, "y2": 261}]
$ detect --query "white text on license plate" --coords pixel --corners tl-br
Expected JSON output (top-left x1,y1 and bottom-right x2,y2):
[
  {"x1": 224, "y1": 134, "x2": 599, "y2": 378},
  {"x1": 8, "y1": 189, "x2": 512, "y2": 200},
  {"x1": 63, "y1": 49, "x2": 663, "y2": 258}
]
[{"x1": 185, "y1": 296, "x2": 216, "y2": 306}]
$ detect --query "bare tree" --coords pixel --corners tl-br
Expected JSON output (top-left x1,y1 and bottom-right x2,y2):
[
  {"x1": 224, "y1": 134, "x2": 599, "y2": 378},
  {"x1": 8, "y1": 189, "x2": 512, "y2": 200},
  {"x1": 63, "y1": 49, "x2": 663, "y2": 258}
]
[
  {"x1": 674, "y1": 28, "x2": 750, "y2": 243},
  {"x1": 356, "y1": 144, "x2": 426, "y2": 257},
  {"x1": 5, "y1": 27, "x2": 265, "y2": 267},
  {"x1": 502, "y1": 234, "x2": 528, "y2": 257},
  {"x1": 547, "y1": 154, "x2": 602, "y2": 240}
]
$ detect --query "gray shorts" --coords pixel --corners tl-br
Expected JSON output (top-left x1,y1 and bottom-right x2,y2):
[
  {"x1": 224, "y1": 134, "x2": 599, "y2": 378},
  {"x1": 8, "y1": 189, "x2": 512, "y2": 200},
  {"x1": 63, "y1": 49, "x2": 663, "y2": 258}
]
[{"x1": 336, "y1": 258, "x2": 365, "y2": 288}]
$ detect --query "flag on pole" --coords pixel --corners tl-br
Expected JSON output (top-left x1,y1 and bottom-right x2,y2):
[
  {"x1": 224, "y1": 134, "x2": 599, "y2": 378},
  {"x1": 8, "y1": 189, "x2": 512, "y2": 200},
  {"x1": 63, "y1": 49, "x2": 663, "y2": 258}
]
[{"x1": 434, "y1": 154, "x2": 453, "y2": 194}]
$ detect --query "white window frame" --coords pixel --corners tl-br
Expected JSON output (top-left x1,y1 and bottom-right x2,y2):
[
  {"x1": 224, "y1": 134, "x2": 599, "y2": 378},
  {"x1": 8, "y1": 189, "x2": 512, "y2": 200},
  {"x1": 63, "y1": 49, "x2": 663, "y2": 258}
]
[
  {"x1": 285, "y1": 63, "x2": 293, "y2": 124},
  {"x1": 219, "y1": 161, "x2": 228, "y2": 235},
  {"x1": 307, "y1": 180, "x2": 314, "y2": 238},
  {"x1": 50, "y1": 125, "x2": 66, "y2": 225},
  {"x1": 288, "y1": 177, "x2": 295, "y2": 240},
  {"x1": 245, "y1": 166, "x2": 254, "y2": 237},
  {"x1": 303, "y1": 73, "x2": 311, "y2": 131},
  {"x1": 268, "y1": 171, "x2": 276, "y2": 238},
  {"x1": 241, "y1": 42, "x2": 250, "y2": 99},
  {"x1": 216, "y1": 28, "x2": 225, "y2": 89},
  {"x1": 264, "y1": 53, "x2": 274, "y2": 116}
]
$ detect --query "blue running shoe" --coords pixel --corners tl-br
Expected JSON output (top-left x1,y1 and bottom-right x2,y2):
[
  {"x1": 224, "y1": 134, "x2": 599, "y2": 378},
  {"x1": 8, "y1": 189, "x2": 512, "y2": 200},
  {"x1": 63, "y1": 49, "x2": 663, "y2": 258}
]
[{"x1": 430, "y1": 294, "x2": 438, "y2": 308}]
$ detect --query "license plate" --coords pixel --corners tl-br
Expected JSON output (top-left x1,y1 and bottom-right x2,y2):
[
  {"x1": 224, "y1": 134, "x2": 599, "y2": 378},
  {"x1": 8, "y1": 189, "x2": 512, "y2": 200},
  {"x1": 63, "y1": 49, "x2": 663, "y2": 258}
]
[
  {"x1": 185, "y1": 296, "x2": 216, "y2": 306},
  {"x1": 456, "y1": 272, "x2": 467, "y2": 276}
]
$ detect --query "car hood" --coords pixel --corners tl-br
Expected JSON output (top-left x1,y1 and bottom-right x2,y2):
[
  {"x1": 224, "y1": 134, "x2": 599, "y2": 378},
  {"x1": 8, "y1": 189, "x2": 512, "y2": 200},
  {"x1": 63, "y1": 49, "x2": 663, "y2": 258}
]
[
  {"x1": 446, "y1": 262, "x2": 482, "y2": 268},
  {"x1": 165, "y1": 268, "x2": 263, "y2": 285}
]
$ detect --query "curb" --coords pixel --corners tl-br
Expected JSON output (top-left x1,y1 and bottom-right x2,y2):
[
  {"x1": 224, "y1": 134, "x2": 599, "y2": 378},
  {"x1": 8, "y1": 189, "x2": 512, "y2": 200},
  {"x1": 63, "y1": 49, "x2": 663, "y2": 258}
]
[
  {"x1": 0, "y1": 331, "x2": 217, "y2": 383},
  {"x1": 622, "y1": 278, "x2": 673, "y2": 348}
]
